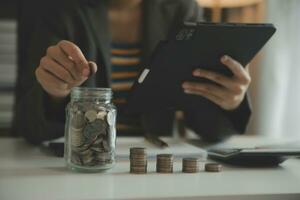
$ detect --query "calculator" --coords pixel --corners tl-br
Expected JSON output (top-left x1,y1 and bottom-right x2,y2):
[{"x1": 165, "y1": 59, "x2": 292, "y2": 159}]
[{"x1": 208, "y1": 148, "x2": 300, "y2": 167}]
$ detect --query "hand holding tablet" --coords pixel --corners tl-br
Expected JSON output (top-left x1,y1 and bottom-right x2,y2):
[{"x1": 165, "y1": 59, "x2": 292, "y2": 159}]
[
  {"x1": 182, "y1": 55, "x2": 251, "y2": 110},
  {"x1": 126, "y1": 22, "x2": 276, "y2": 113}
]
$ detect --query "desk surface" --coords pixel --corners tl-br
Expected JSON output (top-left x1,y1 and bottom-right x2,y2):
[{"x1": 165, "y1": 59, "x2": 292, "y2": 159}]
[{"x1": 0, "y1": 136, "x2": 300, "y2": 200}]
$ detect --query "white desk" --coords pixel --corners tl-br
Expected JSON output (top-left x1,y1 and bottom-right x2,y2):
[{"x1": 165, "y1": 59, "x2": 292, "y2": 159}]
[{"x1": 0, "y1": 136, "x2": 300, "y2": 200}]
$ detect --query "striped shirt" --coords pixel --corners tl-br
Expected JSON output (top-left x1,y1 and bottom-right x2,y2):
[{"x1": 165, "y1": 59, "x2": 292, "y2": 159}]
[{"x1": 111, "y1": 43, "x2": 143, "y2": 135}]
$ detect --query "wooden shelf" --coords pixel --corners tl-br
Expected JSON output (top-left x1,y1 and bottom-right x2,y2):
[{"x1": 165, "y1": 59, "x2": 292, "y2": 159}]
[
  {"x1": 197, "y1": 0, "x2": 265, "y2": 23},
  {"x1": 198, "y1": 0, "x2": 264, "y2": 8}
]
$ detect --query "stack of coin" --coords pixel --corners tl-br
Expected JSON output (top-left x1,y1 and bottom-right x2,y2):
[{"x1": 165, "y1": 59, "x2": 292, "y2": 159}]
[
  {"x1": 130, "y1": 147, "x2": 147, "y2": 174},
  {"x1": 182, "y1": 157, "x2": 200, "y2": 173},
  {"x1": 156, "y1": 154, "x2": 173, "y2": 173},
  {"x1": 205, "y1": 163, "x2": 222, "y2": 172}
]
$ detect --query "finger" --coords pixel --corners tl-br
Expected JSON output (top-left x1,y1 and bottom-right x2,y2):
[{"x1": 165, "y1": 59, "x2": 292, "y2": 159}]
[
  {"x1": 88, "y1": 61, "x2": 98, "y2": 74},
  {"x1": 58, "y1": 40, "x2": 89, "y2": 77},
  {"x1": 40, "y1": 56, "x2": 74, "y2": 84},
  {"x1": 221, "y1": 55, "x2": 251, "y2": 84},
  {"x1": 46, "y1": 46, "x2": 80, "y2": 80},
  {"x1": 36, "y1": 67, "x2": 68, "y2": 91},
  {"x1": 182, "y1": 82, "x2": 230, "y2": 100},
  {"x1": 193, "y1": 68, "x2": 236, "y2": 89},
  {"x1": 184, "y1": 88, "x2": 223, "y2": 107},
  {"x1": 245, "y1": 64, "x2": 250, "y2": 72}
]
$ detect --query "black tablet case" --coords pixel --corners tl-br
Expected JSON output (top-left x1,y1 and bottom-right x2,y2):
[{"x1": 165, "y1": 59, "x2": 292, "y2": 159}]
[{"x1": 126, "y1": 22, "x2": 276, "y2": 113}]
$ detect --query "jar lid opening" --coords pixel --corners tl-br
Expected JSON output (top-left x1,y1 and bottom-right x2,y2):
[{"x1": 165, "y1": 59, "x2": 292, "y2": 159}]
[{"x1": 71, "y1": 87, "x2": 113, "y2": 100}]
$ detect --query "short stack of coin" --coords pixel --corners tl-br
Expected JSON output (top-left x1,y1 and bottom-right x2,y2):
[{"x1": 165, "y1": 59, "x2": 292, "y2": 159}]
[
  {"x1": 130, "y1": 147, "x2": 147, "y2": 174},
  {"x1": 182, "y1": 157, "x2": 200, "y2": 173},
  {"x1": 156, "y1": 154, "x2": 174, "y2": 173},
  {"x1": 205, "y1": 163, "x2": 222, "y2": 172}
]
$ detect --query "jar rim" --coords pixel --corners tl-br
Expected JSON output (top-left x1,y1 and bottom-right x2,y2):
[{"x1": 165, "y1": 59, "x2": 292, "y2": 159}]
[{"x1": 71, "y1": 87, "x2": 112, "y2": 100}]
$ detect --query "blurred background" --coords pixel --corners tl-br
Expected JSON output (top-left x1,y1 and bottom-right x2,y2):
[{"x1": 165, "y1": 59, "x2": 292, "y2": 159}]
[{"x1": 0, "y1": 0, "x2": 299, "y2": 139}]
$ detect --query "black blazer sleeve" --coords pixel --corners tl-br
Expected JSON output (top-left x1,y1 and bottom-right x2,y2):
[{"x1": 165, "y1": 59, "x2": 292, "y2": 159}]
[{"x1": 14, "y1": 3, "x2": 69, "y2": 144}]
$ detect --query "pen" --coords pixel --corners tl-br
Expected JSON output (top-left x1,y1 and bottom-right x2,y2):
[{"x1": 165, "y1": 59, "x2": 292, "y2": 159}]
[{"x1": 144, "y1": 134, "x2": 169, "y2": 149}]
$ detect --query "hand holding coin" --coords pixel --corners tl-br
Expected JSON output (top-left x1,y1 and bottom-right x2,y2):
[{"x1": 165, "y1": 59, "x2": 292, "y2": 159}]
[{"x1": 35, "y1": 40, "x2": 98, "y2": 100}]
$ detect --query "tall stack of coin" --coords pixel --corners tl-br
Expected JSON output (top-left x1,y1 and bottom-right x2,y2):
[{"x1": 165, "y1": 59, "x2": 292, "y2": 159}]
[
  {"x1": 182, "y1": 157, "x2": 200, "y2": 173},
  {"x1": 156, "y1": 154, "x2": 173, "y2": 173},
  {"x1": 130, "y1": 147, "x2": 147, "y2": 174}
]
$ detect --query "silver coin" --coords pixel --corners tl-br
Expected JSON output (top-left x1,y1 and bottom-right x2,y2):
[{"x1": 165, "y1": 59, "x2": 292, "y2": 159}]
[
  {"x1": 74, "y1": 142, "x2": 90, "y2": 152},
  {"x1": 71, "y1": 127, "x2": 84, "y2": 147},
  {"x1": 83, "y1": 119, "x2": 106, "y2": 141},
  {"x1": 182, "y1": 166, "x2": 199, "y2": 173},
  {"x1": 106, "y1": 111, "x2": 115, "y2": 126},
  {"x1": 79, "y1": 148, "x2": 93, "y2": 157},
  {"x1": 130, "y1": 147, "x2": 146, "y2": 154},
  {"x1": 130, "y1": 165, "x2": 147, "y2": 174},
  {"x1": 97, "y1": 111, "x2": 107, "y2": 120},
  {"x1": 182, "y1": 157, "x2": 200, "y2": 173},
  {"x1": 93, "y1": 136, "x2": 104, "y2": 145},
  {"x1": 91, "y1": 146, "x2": 104, "y2": 153},
  {"x1": 157, "y1": 154, "x2": 173, "y2": 160},
  {"x1": 85, "y1": 110, "x2": 98, "y2": 122},
  {"x1": 71, "y1": 111, "x2": 85, "y2": 129},
  {"x1": 82, "y1": 155, "x2": 94, "y2": 165},
  {"x1": 130, "y1": 160, "x2": 147, "y2": 166},
  {"x1": 102, "y1": 140, "x2": 110, "y2": 152},
  {"x1": 156, "y1": 168, "x2": 173, "y2": 173},
  {"x1": 71, "y1": 151, "x2": 82, "y2": 165}
]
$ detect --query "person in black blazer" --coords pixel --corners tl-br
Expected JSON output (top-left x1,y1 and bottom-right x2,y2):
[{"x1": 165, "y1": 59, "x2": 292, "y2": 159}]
[{"x1": 13, "y1": 0, "x2": 251, "y2": 144}]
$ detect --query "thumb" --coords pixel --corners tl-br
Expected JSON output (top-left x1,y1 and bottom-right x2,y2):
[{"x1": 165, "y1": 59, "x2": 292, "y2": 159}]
[
  {"x1": 88, "y1": 61, "x2": 98, "y2": 75},
  {"x1": 76, "y1": 61, "x2": 98, "y2": 86}
]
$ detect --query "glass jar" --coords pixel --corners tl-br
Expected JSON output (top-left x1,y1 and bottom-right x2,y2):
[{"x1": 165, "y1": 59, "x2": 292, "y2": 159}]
[{"x1": 64, "y1": 87, "x2": 117, "y2": 172}]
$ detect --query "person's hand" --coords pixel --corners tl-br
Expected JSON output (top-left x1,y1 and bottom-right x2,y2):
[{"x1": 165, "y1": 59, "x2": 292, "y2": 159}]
[
  {"x1": 35, "y1": 40, "x2": 97, "y2": 99},
  {"x1": 182, "y1": 55, "x2": 251, "y2": 111}
]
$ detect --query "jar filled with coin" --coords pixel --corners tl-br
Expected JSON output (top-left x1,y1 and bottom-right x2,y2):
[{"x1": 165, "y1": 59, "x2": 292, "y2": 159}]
[{"x1": 64, "y1": 87, "x2": 117, "y2": 172}]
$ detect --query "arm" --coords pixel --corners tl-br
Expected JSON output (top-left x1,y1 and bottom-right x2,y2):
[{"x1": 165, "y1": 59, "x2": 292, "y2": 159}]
[
  {"x1": 183, "y1": 56, "x2": 252, "y2": 142},
  {"x1": 184, "y1": 95, "x2": 251, "y2": 142},
  {"x1": 14, "y1": 3, "x2": 95, "y2": 144},
  {"x1": 14, "y1": 6, "x2": 67, "y2": 144}
]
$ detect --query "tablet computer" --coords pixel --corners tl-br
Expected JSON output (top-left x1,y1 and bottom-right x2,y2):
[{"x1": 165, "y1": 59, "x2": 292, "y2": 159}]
[{"x1": 126, "y1": 22, "x2": 276, "y2": 113}]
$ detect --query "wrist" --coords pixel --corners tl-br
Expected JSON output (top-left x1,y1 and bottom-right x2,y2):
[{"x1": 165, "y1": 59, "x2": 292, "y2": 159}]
[{"x1": 49, "y1": 95, "x2": 67, "y2": 104}]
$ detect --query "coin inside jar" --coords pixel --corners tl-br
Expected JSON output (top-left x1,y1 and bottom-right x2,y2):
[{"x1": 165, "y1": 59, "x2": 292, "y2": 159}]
[
  {"x1": 83, "y1": 119, "x2": 107, "y2": 141},
  {"x1": 97, "y1": 111, "x2": 107, "y2": 120},
  {"x1": 107, "y1": 111, "x2": 115, "y2": 126},
  {"x1": 85, "y1": 110, "x2": 98, "y2": 122},
  {"x1": 71, "y1": 111, "x2": 85, "y2": 129},
  {"x1": 65, "y1": 87, "x2": 116, "y2": 172}
]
